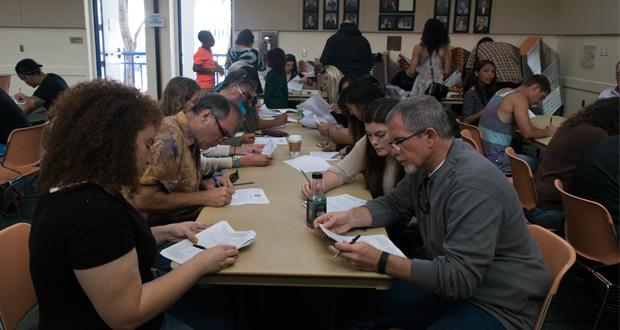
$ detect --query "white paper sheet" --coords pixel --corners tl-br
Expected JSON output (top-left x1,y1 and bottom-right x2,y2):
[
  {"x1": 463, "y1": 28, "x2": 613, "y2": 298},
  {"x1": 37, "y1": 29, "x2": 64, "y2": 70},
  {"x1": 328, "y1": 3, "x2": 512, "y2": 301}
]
[
  {"x1": 258, "y1": 104, "x2": 280, "y2": 117},
  {"x1": 160, "y1": 221, "x2": 256, "y2": 264},
  {"x1": 300, "y1": 95, "x2": 337, "y2": 125},
  {"x1": 319, "y1": 224, "x2": 406, "y2": 258},
  {"x1": 254, "y1": 137, "x2": 288, "y2": 145},
  {"x1": 310, "y1": 151, "x2": 341, "y2": 160},
  {"x1": 303, "y1": 194, "x2": 367, "y2": 213},
  {"x1": 229, "y1": 188, "x2": 270, "y2": 206},
  {"x1": 284, "y1": 155, "x2": 331, "y2": 173},
  {"x1": 261, "y1": 139, "x2": 277, "y2": 157},
  {"x1": 287, "y1": 117, "x2": 299, "y2": 123},
  {"x1": 287, "y1": 75, "x2": 304, "y2": 91}
]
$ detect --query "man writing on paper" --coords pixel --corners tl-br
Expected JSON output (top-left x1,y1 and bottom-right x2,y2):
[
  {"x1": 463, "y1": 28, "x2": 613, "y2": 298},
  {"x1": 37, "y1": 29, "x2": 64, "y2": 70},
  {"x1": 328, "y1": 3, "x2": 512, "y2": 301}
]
[
  {"x1": 130, "y1": 94, "x2": 240, "y2": 225},
  {"x1": 314, "y1": 96, "x2": 551, "y2": 329}
]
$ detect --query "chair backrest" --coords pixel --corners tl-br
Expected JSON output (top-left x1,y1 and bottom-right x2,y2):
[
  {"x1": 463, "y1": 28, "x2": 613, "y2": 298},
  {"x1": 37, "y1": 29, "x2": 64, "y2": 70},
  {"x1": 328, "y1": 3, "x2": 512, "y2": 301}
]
[
  {"x1": 505, "y1": 147, "x2": 537, "y2": 211},
  {"x1": 456, "y1": 119, "x2": 485, "y2": 155},
  {"x1": 528, "y1": 224, "x2": 576, "y2": 330},
  {"x1": 0, "y1": 223, "x2": 37, "y2": 330},
  {"x1": 2, "y1": 122, "x2": 49, "y2": 170},
  {"x1": 0, "y1": 75, "x2": 10, "y2": 94},
  {"x1": 554, "y1": 179, "x2": 620, "y2": 266},
  {"x1": 460, "y1": 130, "x2": 483, "y2": 154}
]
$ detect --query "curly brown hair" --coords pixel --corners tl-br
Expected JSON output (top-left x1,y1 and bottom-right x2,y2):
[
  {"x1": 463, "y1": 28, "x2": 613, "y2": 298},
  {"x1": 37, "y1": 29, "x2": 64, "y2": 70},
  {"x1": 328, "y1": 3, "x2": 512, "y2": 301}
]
[
  {"x1": 36, "y1": 79, "x2": 161, "y2": 194},
  {"x1": 563, "y1": 97, "x2": 619, "y2": 136}
]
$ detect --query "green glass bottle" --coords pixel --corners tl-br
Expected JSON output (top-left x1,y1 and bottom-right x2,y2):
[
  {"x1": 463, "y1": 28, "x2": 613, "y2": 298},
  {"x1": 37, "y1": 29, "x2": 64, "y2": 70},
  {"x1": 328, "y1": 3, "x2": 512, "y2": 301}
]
[{"x1": 306, "y1": 172, "x2": 327, "y2": 227}]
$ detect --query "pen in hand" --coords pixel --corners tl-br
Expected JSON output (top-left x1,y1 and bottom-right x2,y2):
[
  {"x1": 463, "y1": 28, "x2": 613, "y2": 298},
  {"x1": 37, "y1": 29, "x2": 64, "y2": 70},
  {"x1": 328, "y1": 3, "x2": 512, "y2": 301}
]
[
  {"x1": 549, "y1": 117, "x2": 552, "y2": 126},
  {"x1": 332, "y1": 234, "x2": 361, "y2": 259},
  {"x1": 300, "y1": 170, "x2": 311, "y2": 184},
  {"x1": 193, "y1": 244, "x2": 206, "y2": 250}
]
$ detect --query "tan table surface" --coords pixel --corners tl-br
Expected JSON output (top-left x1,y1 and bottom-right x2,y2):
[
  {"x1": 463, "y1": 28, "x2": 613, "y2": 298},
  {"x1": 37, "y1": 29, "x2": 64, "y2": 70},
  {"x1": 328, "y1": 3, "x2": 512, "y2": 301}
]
[
  {"x1": 526, "y1": 115, "x2": 566, "y2": 148},
  {"x1": 194, "y1": 123, "x2": 392, "y2": 289}
]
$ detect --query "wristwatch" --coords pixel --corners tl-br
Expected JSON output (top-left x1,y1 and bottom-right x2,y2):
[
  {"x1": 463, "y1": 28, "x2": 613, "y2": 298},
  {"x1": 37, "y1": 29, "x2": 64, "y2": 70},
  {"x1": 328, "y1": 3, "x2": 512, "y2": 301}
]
[{"x1": 232, "y1": 156, "x2": 241, "y2": 168}]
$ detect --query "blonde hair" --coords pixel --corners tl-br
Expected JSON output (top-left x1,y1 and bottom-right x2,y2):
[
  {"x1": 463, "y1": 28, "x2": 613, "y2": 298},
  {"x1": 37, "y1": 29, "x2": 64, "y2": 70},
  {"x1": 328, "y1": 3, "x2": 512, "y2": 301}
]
[{"x1": 321, "y1": 65, "x2": 344, "y2": 104}]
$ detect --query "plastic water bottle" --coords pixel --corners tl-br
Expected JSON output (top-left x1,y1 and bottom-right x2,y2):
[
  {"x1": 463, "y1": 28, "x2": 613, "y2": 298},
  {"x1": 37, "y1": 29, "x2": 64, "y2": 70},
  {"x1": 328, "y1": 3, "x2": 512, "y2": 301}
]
[{"x1": 306, "y1": 172, "x2": 327, "y2": 227}]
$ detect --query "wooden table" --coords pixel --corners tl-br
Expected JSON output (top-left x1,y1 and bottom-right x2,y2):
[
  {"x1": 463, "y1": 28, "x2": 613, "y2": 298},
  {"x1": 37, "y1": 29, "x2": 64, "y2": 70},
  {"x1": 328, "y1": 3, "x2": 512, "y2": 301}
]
[
  {"x1": 526, "y1": 115, "x2": 566, "y2": 149},
  {"x1": 194, "y1": 123, "x2": 392, "y2": 289}
]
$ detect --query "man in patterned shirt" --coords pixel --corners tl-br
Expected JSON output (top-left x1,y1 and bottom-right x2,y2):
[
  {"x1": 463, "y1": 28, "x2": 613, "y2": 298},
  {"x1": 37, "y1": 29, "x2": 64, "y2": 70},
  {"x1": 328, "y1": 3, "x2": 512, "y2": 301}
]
[
  {"x1": 130, "y1": 93, "x2": 240, "y2": 225},
  {"x1": 465, "y1": 40, "x2": 522, "y2": 89}
]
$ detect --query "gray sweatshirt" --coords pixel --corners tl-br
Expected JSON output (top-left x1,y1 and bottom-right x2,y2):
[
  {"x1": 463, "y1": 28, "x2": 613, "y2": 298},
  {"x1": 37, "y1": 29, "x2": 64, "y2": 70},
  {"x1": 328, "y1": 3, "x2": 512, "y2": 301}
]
[{"x1": 365, "y1": 139, "x2": 551, "y2": 330}]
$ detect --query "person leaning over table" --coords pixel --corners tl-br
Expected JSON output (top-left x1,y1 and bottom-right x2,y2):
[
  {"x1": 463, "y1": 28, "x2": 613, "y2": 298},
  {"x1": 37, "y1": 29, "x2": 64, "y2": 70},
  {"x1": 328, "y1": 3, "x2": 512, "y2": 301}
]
[
  {"x1": 478, "y1": 74, "x2": 557, "y2": 174},
  {"x1": 216, "y1": 69, "x2": 287, "y2": 139},
  {"x1": 531, "y1": 97, "x2": 619, "y2": 231},
  {"x1": 160, "y1": 77, "x2": 271, "y2": 173},
  {"x1": 129, "y1": 93, "x2": 240, "y2": 226},
  {"x1": 14, "y1": 58, "x2": 68, "y2": 124},
  {"x1": 314, "y1": 96, "x2": 551, "y2": 330},
  {"x1": 302, "y1": 98, "x2": 423, "y2": 257},
  {"x1": 29, "y1": 80, "x2": 239, "y2": 329},
  {"x1": 318, "y1": 75, "x2": 386, "y2": 154}
]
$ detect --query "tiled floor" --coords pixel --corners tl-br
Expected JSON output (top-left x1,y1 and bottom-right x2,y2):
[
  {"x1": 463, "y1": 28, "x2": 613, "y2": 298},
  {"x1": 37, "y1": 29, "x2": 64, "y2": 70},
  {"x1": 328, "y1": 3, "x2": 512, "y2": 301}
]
[{"x1": 1, "y1": 175, "x2": 617, "y2": 329}]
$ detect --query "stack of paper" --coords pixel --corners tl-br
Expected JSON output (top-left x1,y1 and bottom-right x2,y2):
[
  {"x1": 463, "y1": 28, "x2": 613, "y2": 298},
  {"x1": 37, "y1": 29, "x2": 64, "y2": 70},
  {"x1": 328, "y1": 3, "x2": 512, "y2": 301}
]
[
  {"x1": 258, "y1": 104, "x2": 281, "y2": 117},
  {"x1": 255, "y1": 137, "x2": 288, "y2": 145},
  {"x1": 319, "y1": 224, "x2": 406, "y2": 258},
  {"x1": 160, "y1": 221, "x2": 256, "y2": 264},
  {"x1": 261, "y1": 139, "x2": 277, "y2": 157},
  {"x1": 284, "y1": 155, "x2": 331, "y2": 173},
  {"x1": 287, "y1": 75, "x2": 304, "y2": 91},
  {"x1": 299, "y1": 96, "x2": 337, "y2": 128},
  {"x1": 230, "y1": 188, "x2": 270, "y2": 206}
]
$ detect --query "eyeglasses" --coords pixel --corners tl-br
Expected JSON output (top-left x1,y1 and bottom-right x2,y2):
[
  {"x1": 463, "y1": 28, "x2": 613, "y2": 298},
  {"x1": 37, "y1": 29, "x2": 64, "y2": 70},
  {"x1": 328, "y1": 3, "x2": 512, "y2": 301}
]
[
  {"x1": 389, "y1": 128, "x2": 427, "y2": 152},
  {"x1": 213, "y1": 115, "x2": 231, "y2": 138},
  {"x1": 236, "y1": 87, "x2": 253, "y2": 101}
]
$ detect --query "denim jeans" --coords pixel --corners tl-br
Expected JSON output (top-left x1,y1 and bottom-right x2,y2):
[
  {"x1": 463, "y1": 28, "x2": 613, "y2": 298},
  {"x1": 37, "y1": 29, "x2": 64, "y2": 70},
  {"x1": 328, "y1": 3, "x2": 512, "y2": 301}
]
[
  {"x1": 527, "y1": 208, "x2": 564, "y2": 231},
  {"x1": 494, "y1": 152, "x2": 538, "y2": 175},
  {"x1": 341, "y1": 280, "x2": 505, "y2": 330}
]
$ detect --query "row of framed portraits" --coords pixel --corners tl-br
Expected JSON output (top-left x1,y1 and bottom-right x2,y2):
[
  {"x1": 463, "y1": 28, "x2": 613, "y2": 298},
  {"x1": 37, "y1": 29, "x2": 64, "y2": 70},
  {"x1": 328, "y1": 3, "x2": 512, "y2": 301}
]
[
  {"x1": 303, "y1": 0, "x2": 360, "y2": 30},
  {"x1": 434, "y1": 0, "x2": 492, "y2": 33}
]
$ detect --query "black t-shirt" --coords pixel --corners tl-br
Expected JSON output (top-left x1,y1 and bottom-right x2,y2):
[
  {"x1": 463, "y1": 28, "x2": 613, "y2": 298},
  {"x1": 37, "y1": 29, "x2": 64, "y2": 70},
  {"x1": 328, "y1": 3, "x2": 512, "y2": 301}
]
[
  {"x1": 573, "y1": 135, "x2": 620, "y2": 223},
  {"x1": 33, "y1": 73, "x2": 68, "y2": 109},
  {"x1": 29, "y1": 183, "x2": 163, "y2": 329},
  {"x1": 0, "y1": 89, "x2": 29, "y2": 144}
]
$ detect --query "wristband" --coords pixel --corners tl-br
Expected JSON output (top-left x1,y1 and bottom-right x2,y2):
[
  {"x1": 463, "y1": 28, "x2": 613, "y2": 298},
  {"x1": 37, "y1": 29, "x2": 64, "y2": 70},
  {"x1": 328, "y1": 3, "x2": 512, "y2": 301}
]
[
  {"x1": 232, "y1": 156, "x2": 241, "y2": 168},
  {"x1": 377, "y1": 251, "x2": 389, "y2": 274}
]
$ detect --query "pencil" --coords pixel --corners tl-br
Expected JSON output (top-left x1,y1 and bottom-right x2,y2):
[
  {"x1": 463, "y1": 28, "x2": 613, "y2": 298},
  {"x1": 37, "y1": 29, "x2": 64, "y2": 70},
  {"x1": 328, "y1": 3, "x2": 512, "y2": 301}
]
[
  {"x1": 332, "y1": 234, "x2": 362, "y2": 259},
  {"x1": 300, "y1": 170, "x2": 311, "y2": 184}
]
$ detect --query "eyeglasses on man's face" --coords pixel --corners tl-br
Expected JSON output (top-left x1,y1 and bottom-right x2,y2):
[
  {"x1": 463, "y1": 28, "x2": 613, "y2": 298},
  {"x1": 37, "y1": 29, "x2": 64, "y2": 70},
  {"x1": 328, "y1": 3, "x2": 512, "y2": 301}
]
[
  {"x1": 213, "y1": 115, "x2": 231, "y2": 139},
  {"x1": 389, "y1": 128, "x2": 426, "y2": 152}
]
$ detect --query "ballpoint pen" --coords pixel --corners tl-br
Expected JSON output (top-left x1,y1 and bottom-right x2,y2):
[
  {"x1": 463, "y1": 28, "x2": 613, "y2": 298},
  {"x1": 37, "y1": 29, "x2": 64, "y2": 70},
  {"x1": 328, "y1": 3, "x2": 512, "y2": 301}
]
[
  {"x1": 300, "y1": 170, "x2": 311, "y2": 184},
  {"x1": 193, "y1": 244, "x2": 206, "y2": 250},
  {"x1": 332, "y1": 234, "x2": 361, "y2": 259}
]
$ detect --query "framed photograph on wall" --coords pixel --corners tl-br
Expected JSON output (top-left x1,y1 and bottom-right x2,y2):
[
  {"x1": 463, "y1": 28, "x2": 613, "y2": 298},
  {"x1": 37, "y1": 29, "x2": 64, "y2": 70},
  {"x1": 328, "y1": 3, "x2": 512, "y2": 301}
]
[
  {"x1": 304, "y1": 0, "x2": 319, "y2": 11},
  {"x1": 325, "y1": 0, "x2": 338, "y2": 11},
  {"x1": 396, "y1": 15, "x2": 414, "y2": 30},
  {"x1": 324, "y1": 12, "x2": 339, "y2": 29},
  {"x1": 380, "y1": 0, "x2": 398, "y2": 12},
  {"x1": 434, "y1": 0, "x2": 450, "y2": 29},
  {"x1": 473, "y1": 0, "x2": 491, "y2": 33},
  {"x1": 379, "y1": 15, "x2": 398, "y2": 30},
  {"x1": 343, "y1": 0, "x2": 359, "y2": 27},
  {"x1": 303, "y1": 11, "x2": 318, "y2": 30},
  {"x1": 453, "y1": 0, "x2": 470, "y2": 33}
]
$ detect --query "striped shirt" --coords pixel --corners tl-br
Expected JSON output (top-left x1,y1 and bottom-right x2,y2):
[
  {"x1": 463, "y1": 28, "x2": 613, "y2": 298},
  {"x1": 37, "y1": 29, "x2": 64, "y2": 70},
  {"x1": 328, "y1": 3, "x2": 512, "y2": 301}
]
[{"x1": 478, "y1": 89, "x2": 517, "y2": 161}]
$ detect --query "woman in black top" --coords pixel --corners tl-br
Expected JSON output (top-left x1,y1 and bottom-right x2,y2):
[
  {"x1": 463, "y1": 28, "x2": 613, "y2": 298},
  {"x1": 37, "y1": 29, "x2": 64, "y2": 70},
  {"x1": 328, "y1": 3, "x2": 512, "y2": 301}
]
[{"x1": 29, "y1": 80, "x2": 239, "y2": 329}]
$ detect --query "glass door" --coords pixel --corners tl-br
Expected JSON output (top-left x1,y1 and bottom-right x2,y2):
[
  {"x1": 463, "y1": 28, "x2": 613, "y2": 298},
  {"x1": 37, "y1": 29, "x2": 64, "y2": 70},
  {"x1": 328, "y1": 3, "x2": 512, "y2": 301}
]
[
  {"x1": 93, "y1": 0, "x2": 148, "y2": 92},
  {"x1": 178, "y1": 0, "x2": 232, "y2": 85}
]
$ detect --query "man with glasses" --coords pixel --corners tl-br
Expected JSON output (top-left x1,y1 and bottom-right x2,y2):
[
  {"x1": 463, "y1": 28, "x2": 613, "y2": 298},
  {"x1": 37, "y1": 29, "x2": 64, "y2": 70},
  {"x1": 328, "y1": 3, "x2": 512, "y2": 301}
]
[
  {"x1": 130, "y1": 93, "x2": 241, "y2": 225},
  {"x1": 314, "y1": 96, "x2": 551, "y2": 329},
  {"x1": 14, "y1": 58, "x2": 68, "y2": 124}
]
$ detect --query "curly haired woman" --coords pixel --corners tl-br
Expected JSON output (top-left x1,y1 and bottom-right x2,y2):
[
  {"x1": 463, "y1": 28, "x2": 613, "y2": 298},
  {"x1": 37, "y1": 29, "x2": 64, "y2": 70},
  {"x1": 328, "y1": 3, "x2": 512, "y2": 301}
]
[{"x1": 29, "y1": 80, "x2": 239, "y2": 329}]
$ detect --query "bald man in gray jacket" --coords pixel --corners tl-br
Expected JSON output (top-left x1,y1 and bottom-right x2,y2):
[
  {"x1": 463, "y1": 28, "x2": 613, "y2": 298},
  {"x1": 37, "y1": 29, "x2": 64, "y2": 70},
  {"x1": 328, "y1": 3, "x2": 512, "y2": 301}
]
[{"x1": 315, "y1": 96, "x2": 551, "y2": 330}]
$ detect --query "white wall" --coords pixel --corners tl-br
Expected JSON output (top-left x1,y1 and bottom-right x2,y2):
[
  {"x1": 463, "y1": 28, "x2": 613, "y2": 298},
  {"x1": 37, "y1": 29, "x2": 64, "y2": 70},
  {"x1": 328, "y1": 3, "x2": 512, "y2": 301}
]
[{"x1": 0, "y1": 28, "x2": 89, "y2": 96}]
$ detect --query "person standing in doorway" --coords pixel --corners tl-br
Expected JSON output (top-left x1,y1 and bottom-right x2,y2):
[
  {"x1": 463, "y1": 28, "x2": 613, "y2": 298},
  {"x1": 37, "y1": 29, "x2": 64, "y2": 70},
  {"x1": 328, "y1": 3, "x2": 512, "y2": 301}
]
[{"x1": 193, "y1": 30, "x2": 224, "y2": 90}]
